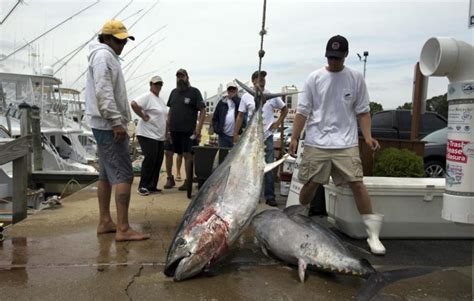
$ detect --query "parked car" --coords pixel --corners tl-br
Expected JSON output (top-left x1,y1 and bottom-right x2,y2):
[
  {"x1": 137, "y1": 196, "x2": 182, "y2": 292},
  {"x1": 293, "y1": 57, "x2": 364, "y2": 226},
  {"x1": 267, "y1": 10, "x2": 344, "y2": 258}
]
[
  {"x1": 422, "y1": 127, "x2": 447, "y2": 177},
  {"x1": 367, "y1": 110, "x2": 447, "y2": 139}
]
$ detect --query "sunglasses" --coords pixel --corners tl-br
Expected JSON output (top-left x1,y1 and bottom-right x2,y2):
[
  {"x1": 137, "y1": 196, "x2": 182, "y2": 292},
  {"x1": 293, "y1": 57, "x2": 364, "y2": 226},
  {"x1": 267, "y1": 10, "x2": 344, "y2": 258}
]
[
  {"x1": 112, "y1": 37, "x2": 128, "y2": 45},
  {"x1": 327, "y1": 56, "x2": 343, "y2": 60},
  {"x1": 227, "y1": 87, "x2": 237, "y2": 91}
]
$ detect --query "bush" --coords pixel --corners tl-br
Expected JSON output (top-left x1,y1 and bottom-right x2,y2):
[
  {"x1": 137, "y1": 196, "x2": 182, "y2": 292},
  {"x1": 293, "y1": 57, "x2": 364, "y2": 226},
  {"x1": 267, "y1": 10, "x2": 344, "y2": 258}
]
[{"x1": 373, "y1": 148, "x2": 425, "y2": 177}]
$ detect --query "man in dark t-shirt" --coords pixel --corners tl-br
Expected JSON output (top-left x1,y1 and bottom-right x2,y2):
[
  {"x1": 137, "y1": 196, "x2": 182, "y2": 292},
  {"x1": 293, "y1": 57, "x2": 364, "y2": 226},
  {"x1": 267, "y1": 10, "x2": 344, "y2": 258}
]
[{"x1": 166, "y1": 68, "x2": 206, "y2": 191}]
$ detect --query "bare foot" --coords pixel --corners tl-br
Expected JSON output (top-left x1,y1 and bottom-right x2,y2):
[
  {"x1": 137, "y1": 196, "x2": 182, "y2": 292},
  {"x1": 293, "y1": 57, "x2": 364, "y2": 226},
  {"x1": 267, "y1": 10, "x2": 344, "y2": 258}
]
[
  {"x1": 97, "y1": 221, "x2": 117, "y2": 234},
  {"x1": 115, "y1": 229, "x2": 151, "y2": 242}
]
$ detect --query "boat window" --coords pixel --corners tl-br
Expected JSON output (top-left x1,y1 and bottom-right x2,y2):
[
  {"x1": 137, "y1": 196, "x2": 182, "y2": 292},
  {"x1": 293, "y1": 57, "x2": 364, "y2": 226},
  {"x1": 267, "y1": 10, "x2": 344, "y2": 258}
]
[{"x1": 62, "y1": 135, "x2": 72, "y2": 145}]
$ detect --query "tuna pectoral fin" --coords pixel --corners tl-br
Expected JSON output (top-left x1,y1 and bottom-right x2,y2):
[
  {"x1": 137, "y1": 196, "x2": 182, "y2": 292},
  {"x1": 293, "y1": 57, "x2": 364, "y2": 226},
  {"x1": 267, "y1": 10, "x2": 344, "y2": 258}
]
[
  {"x1": 264, "y1": 154, "x2": 290, "y2": 174},
  {"x1": 355, "y1": 267, "x2": 437, "y2": 301},
  {"x1": 298, "y1": 258, "x2": 307, "y2": 283}
]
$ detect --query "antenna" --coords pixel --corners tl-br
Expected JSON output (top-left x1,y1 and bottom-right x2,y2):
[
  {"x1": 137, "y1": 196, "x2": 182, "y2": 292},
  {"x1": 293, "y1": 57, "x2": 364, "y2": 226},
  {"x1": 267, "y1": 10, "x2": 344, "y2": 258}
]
[{"x1": 0, "y1": 1, "x2": 100, "y2": 62}]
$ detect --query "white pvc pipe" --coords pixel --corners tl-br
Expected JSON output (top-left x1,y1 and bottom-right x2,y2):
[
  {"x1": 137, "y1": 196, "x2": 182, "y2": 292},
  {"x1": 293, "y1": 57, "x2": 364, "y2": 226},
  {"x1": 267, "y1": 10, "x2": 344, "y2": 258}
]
[
  {"x1": 420, "y1": 37, "x2": 474, "y2": 224},
  {"x1": 420, "y1": 37, "x2": 474, "y2": 83}
]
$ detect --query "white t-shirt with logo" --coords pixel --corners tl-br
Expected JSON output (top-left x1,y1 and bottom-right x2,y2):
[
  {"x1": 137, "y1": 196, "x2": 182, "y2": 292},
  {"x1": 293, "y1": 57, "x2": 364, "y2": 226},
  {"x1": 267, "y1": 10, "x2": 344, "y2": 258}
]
[
  {"x1": 238, "y1": 90, "x2": 286, "y2": 140},
  {"x1": 134, "y1": 92, "x2": 168, "y2": 141},
  {"x1": 297, "y1": 66, "x2": 370, "y2": 149}
]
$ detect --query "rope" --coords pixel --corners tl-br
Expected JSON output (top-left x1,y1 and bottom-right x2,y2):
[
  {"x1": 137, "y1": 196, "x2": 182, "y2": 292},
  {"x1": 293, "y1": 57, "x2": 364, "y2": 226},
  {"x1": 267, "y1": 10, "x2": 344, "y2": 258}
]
[
  {"x1": 60, "y1": 178, "x2": 81, "y2": 198},
  {"x1": 257, "y1": 0, "x2": 267, "y2": 75},
  {"x1": 255, "y1": 0, "x2": 268, "y2": 106}
]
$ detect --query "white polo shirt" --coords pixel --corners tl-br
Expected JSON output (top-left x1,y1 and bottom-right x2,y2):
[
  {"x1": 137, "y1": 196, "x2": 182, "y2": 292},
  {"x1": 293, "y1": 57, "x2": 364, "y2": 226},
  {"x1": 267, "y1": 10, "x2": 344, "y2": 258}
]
[{"x1": 238, "y1": 89, "x2": 286, "y2": 140}]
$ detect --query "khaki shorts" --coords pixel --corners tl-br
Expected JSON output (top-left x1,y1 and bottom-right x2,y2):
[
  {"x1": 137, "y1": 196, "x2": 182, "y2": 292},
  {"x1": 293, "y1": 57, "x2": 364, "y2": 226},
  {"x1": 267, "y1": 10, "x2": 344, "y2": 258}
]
[{"x1": 298, "y1": 146, "x2": 363, "y2": 185}]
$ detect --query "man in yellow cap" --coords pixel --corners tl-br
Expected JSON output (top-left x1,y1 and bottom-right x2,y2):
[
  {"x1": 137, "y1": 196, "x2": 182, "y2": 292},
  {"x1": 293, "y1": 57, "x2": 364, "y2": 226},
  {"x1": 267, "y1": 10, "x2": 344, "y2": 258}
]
[{"x1": 85, "y1": 19, "x2": 150, "y2": 242}]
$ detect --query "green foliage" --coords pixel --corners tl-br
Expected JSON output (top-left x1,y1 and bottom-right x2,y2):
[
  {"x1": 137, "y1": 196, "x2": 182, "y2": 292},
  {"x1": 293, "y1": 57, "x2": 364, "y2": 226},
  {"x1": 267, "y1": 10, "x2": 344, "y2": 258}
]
[
  {"x1": 397, "y1": 102, "x2": 412, "y2": 110},
  {"x1": 369, "y1": 102, "x2": 383, "y2": 116},
  {"x1": 426, "y1": 93, "x2": 448, "y2": 118},
  {"x1": 373, "y1": 147, "x2": 425, "y2": 177},
  {"x1": 395, "y1": 93, "x2": 447, "y2": 118}
]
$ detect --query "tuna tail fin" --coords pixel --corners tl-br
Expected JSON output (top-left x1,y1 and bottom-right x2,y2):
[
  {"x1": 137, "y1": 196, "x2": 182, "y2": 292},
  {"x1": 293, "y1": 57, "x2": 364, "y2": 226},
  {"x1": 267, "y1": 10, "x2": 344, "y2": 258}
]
[
  {"x1": 355, "y1": 265, "x2": 437, "y2": 301},
  {"x1": 234, "y1": 78, "x2": 264, "y2": 109},
  {"x1": 234, "y1": 78, "x2": 300, "y2": 109}
]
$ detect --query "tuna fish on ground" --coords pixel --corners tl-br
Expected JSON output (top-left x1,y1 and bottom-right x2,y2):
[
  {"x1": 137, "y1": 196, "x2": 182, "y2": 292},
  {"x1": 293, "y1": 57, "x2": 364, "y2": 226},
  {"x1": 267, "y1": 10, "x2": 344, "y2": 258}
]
[
  {"x1": 164, "y1": 79, "x2": 295, "y2": 281},
  {"x1": 252, "y1": 206, "x2": 436, "y2": 300}
]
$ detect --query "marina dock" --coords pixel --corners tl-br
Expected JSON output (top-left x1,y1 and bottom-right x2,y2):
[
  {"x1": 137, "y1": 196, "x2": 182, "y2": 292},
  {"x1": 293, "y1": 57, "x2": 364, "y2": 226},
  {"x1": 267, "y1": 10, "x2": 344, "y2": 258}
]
[{"x1": 0, "y1": 176, "x2": 472, "y2": 300}]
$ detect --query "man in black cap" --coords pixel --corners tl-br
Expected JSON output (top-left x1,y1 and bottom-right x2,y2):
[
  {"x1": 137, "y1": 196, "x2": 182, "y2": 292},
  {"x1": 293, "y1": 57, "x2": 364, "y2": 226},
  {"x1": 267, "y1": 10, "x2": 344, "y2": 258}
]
[
  {"x1": 166, "y1": 68, "x2": 206, "y2": 192},
  {"x1": 289, "y1": 35, "x2": 386, "y2": 255}
]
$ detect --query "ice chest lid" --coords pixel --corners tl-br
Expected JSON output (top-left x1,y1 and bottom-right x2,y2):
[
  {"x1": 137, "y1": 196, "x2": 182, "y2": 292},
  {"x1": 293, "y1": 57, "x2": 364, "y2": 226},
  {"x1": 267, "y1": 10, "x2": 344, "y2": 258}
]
[
  {"x1": 361, "y1": 177, "x2": 445, "y2": 190},
  {"x1": 328, "y1": 177, "x2": 445, "y2": 191}
]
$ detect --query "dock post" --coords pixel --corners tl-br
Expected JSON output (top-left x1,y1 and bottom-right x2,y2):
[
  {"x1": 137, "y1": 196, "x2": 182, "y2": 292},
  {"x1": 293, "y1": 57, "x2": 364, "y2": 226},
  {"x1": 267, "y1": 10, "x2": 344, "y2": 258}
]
[
  {"x1": 12, "y1": 103, "x2": 32, "y2": 223},
  {"x1": 31, "y1": 105, "x2": 43, "y2": 171}
]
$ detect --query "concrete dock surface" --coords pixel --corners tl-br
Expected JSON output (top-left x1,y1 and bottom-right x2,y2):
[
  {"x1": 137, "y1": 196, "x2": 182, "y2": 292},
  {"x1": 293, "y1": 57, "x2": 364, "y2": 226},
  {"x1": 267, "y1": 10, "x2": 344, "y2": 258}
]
[{"x1": 0, "y1": 177, "x2": 472, "y2": 300}]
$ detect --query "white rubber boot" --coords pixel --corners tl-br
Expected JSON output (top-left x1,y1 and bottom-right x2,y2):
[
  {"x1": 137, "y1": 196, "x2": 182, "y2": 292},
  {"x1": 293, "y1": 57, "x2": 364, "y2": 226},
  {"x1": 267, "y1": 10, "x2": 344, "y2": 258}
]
[{"x1": 362, "y1": 214, "x2": 386, "y2": 255}]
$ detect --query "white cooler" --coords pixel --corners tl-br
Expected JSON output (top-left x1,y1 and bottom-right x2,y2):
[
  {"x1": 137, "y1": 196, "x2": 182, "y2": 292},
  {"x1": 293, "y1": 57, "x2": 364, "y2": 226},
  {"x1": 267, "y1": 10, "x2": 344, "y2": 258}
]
[{"x1": 324, "y1": 177, "x2": 474, "y2": 238}]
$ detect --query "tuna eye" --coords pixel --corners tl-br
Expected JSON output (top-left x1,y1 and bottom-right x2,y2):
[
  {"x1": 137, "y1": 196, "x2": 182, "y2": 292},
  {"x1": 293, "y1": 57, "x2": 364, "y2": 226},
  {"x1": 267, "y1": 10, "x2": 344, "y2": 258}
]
[{"x1": 176, "y1": 237, "x2": 187, "y2": 247}]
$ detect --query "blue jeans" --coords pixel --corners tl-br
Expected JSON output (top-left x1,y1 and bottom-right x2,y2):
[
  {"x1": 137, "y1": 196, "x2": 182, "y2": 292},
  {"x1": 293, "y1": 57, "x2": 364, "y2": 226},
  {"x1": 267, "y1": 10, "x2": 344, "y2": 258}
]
[
  {"x1": 218, "y1": 134, "x2": 234, "y2": 148},
  {"x1": 264, "y1": 135, "x2": 275, "y2": 201}
]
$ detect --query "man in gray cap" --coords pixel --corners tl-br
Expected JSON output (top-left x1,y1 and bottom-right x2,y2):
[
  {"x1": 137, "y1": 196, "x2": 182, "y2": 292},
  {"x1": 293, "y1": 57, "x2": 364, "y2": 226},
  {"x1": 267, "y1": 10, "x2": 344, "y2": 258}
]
[
  {"x1": 131, "y1": 75, "x2": 167, "y2": 196},
  {"x1": 289, "y1": 35, "x2": 385, "y2": 255}
]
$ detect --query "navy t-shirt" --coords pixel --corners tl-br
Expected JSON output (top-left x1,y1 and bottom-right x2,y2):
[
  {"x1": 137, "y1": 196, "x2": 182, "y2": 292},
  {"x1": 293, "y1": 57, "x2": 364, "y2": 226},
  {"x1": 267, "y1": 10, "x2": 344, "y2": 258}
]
[{"x1": 167, "y1": 86, "x2": 205, "y2": 133}]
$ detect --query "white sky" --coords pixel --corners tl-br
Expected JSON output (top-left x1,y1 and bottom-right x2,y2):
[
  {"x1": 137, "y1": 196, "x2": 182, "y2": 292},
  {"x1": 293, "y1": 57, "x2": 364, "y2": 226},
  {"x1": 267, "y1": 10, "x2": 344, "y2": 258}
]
[{"x1": 1, "y1": 0, "x2": 473, "y2": 109}]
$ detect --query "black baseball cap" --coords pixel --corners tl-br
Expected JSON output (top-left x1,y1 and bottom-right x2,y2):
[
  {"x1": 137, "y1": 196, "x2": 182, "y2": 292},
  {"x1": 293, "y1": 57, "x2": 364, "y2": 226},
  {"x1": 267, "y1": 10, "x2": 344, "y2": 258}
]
[
  {"x1": 325, "y1": 35, "x2": 349, "y2": 58},
  {"x1": 251, "y1": 70, "x2": 267, "y2": 80},
  {"x1": 176, "y1": 68, "x2": 188, "y2": 76}
]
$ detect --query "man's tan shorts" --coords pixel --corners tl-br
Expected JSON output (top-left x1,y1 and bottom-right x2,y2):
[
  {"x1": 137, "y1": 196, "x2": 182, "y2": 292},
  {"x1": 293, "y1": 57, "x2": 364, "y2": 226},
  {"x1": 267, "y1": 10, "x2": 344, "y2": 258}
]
[{"x1": 298, "y1": 146, "x2": 363, "y2": 185}]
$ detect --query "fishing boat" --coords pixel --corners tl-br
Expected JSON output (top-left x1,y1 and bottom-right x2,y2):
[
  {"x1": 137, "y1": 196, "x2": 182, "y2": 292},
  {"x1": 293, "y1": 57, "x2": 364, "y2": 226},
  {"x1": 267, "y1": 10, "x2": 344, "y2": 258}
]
[{"x1": 0, "y1": 69, "x2": 98, "y2": 201}]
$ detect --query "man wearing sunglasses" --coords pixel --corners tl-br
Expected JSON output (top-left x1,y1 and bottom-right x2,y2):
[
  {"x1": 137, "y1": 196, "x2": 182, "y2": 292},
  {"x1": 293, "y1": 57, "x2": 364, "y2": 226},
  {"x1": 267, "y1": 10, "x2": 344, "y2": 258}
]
[
  {"x1": 85, "y1": 19, "x2": 149, "y2": 242},
  {"x1": 131, "y1": 76, "x2": 167, "y2": 196},
  {"x1": 166, "y1": 69, "x2": 206, "y2": 192},
  {"x1": 289, "y1": 35, "x2": 385, "y2": 255}
]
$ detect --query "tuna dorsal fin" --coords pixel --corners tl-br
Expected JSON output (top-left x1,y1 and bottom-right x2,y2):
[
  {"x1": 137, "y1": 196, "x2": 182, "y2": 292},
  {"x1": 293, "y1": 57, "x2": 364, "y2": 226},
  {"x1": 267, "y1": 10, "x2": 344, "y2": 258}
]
[
  {"x1": 298, "y1": 258, "x2": 307, "y2": 283},
  {"x1": 283, "y1": 205, "x2": 308, "y2": 217},
  {"x1": 234, "y1": 78, "x2": 254, "y2": 96}
]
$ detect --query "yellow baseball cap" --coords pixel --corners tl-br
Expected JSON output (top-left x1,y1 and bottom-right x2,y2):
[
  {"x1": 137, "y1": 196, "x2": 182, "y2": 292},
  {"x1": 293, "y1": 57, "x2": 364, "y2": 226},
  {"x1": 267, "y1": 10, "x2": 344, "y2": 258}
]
[{"x1": 101, "y1": 19, "x2": 135, "y2": 40}]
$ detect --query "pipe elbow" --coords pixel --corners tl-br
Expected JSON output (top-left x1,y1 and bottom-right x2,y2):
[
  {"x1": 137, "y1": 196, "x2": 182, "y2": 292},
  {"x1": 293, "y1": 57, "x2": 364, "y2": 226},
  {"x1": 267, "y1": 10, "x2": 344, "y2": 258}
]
[{"x1": 419, "y1": 37, "x2": 474, "y2": 83}]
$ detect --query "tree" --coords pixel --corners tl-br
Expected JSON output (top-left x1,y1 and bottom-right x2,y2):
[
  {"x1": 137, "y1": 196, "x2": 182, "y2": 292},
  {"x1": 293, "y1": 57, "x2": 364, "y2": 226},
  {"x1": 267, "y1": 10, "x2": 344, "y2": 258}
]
[
  {"x1": 369, "y1": 101, "x2": 383, "y2": 115},
  {"x1": 397, "y1": 102, "x2": 412, "y2": 110},
  {"x1": 395, "y1": 94, "x2": 448, "y2": 118},
  {"x1": 426, "y1": 93, "x2": 448, "y2": 118}
]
